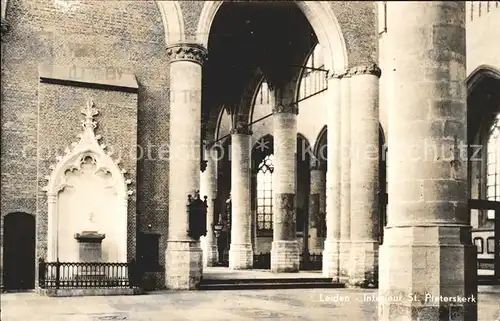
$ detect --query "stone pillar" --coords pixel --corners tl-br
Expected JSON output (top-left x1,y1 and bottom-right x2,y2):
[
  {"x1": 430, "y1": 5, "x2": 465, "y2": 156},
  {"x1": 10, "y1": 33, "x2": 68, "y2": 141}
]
[
  {"x1": 348, "y1": 64, "x2": 381, "y2": 287},
  {"x1": 229, "y1": 124, "x2": 253, "y2": 269},
  {"x1": 200, "y1": 145, "x2": 218, "y2": 267},
  {"x1": 308, "y1": 161, "x2": 326, "y2": 253},
  {"x1": 379, "y1": 2, "x2": 477, "y2": 320},
  {"x1": 323, "y1": 75, "x2": 342, "y2": 280},
  {"x1": 165, "y1": 43, "x2": 207, "y2": 290},
  {"x1": 339, "y1": 74, "x2": 352, "y2": 282},
  {"x1": 271, "y1": 103, "x2": 300, "y2": 273}
]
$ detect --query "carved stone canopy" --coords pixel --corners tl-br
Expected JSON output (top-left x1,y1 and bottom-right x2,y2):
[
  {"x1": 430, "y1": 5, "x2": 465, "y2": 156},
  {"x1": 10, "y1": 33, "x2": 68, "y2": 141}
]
[
  {"x1": 43, "y1": 99, "x2": 133, "y2": 198},
  {"x1": 272, "y1": 103, "x2": 299, "y2": 115},
  {"x1": 166, "y1": 43, "x2": 208, "y2": 65}
]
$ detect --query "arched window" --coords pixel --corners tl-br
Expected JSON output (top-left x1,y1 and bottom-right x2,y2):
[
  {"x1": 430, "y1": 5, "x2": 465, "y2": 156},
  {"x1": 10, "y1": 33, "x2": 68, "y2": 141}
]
[
  {"x1": 257, "y1": 154, "x2": 274, "y2": 231},
  {"x1": 486, "y1": 113, "x2": 500, "y2": 219},
  {"x1": 255, "y1": 81, "x2": 271, "y2": 105},
  {"x1": 299, "y1": 44, "x2": 326, "y2": 100}
]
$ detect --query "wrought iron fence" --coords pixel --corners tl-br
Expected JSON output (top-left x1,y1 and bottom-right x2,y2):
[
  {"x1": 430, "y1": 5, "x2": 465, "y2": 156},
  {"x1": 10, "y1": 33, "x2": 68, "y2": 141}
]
[
  {"x1": 38, "y1": 258, "x2": 140, "y2": 289},
  {"x1": 252, "y1": 252, "x2": 323, "y2": 270}
]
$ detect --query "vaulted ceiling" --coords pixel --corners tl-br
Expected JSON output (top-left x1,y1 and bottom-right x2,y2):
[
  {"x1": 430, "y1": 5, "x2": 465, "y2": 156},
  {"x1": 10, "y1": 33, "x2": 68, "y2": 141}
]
[{"x1": 202, "y1": 1, "x2": 317, "y2": 118}]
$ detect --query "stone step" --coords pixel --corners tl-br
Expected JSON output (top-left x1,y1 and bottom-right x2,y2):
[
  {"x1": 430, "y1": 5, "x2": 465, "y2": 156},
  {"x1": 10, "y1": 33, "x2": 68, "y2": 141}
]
[
  {"x1": 200, "y1": 277, "x2": 333, "y2": 285},
  {"x1": 198, "y1": 281, "x2": 344, "y2": 291}
]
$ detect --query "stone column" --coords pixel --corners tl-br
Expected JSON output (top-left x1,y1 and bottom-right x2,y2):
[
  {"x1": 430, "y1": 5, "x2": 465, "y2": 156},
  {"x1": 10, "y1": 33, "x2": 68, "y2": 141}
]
[
  {"x1": 323, "y1": 75, "x2": 342, "y2": 280},
  {"x1": 271, "y1": 103, "x2": 300, "y2": 273},
  {"x1": 347, "y1": 64, "x2": 381, "y2": 287},
  {"x1": 339, "y1": 74, "x2": 352, "y2": 282},
  {"x1": 308, "y1": 162, "x2": 326, "y2": 253},
  {"x1": 200, "y1": 145, "x2": 218, "y2": 267},
  {"x1": 379, "y1": 2, "x2": 476, "y2": 320},
  {"x1": 165, "y1": 43, "x2": 207, "y2": 290},
  {"x1": 229, "y1": 124, "x2": 253, "y2": 269}
]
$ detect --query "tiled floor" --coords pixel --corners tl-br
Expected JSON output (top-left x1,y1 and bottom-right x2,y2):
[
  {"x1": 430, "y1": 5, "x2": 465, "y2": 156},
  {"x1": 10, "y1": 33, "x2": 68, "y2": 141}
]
[{"x1": 2, "y1": 288, "x2": 500, "y2": 321}]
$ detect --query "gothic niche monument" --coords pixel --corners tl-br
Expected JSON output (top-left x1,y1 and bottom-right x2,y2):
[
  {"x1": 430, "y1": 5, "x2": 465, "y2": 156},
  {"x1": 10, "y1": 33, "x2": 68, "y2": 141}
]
[{"x1": 43, "y1": 99, "x2": 133, "y2": 268}]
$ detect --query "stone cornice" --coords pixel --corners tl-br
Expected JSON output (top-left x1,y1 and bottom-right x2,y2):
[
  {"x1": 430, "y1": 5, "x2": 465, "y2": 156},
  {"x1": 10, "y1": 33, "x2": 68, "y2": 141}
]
[
  {"x1": 272, "y1": 103, "x2": 299, "y2": 115},
  {"x1": 346, "y1": 64, "x2": 382, "y2": 78},
  {"x1": 1, "y1": 19, "x2": 9, "y2": 38},
  {"x1": 166, "y1": 43, "x2": 208, "y2": 65},
  {"x1": 230, "y1": 124, "x2": 252, "y2": 136}
]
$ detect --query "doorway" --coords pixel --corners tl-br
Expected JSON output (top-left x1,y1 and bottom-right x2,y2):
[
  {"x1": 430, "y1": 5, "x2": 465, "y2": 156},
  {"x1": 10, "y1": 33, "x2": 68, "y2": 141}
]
[{"x1": 2, "y1": 212, "x2": 36, "y2": 290}]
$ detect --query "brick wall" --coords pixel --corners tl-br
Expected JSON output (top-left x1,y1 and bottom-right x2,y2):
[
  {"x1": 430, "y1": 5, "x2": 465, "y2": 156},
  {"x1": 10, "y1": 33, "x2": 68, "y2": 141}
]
[{"x1": 1, "y1": 0, "x2": 170, "y2": 288}]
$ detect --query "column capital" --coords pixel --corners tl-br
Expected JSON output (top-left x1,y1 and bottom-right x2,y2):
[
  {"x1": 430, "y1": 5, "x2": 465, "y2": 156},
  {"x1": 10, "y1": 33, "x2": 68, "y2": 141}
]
[
  {"x1": 1, "y1": 19, "x2": 9, "y2": 38},
  {"x1": 328, "y1": 70, "x2": 349, "y2": 79},
  {"x1": 347, "y1": 63, "x2": 381, "y2": 78},
  {"x1": 230, "y1": 124, "x2": 252, "y2": 136},
  {"x1": 272, "y1": 103, "x2": 298, "y2": 115},
  {"x1": 166, "y1": 42, "x2": 208, "y2": 65}
]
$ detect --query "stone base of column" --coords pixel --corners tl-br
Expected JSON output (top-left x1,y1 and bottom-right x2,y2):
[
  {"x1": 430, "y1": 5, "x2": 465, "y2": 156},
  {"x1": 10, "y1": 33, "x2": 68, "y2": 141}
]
[
  {"x1": 322, "y1": 240, "x2": 340, "y2": 280},
  {"x1": 378, "y1": 227, "x2": 477, "y2": 321},
  {"x1": 339, "y1": 240, "x2": 351, "y2": 283},
  {"x1": 204, "y1": 244, "x2": 219, "y2": 267},
  {"x1": 165, "y1": 241, "x2": 203, "y2": 290},
  {"x1": 271, "y1": 240, "x2": 300, "y2": 273},
  {"x1": 347, "y1": 240, "x2": 378, "y2": 288},
  {"x1": 229, "y1": 243, "x2": 253, "y2": 269}
]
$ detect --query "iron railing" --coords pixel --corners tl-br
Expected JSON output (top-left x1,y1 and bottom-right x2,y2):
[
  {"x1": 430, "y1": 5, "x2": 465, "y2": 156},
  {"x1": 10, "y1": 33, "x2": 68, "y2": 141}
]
[
  {"x1": 38, "y1": 259, "x2": 140, "y2": 289},
  {"x1": 252, "y1": 252, "x2": 323, "y2": 270}
]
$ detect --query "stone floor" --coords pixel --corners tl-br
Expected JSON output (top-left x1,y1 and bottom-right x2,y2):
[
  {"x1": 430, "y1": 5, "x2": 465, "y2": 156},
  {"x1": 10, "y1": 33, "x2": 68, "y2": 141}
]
[{"x1": 2, "y1": 288, "x2": 500, "y2": 321}]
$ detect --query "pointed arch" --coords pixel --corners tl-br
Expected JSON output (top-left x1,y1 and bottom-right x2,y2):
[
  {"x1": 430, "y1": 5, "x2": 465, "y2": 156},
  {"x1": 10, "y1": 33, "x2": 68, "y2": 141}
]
[
  {"x1": 312, "y1": 125, "x2": 327, "y2": 163},
  {"x1": 252, "y1": 134, "x2": 274, "y2": 171},
  {"x1": 215, "y1": 105, "x2": 232, "y2": 141},
  {"x1": 467, "y1": 65, "x2": 500, "y2": 93},
  {"x1": 238, "y1": 68, "x2": 265, "y2": 126},
  {"x1": 156, "y1": 1, "x2": 185, "y2": 44},
  {"x1": 196, "y1": 1, "x2": 348, "y2": 74}
]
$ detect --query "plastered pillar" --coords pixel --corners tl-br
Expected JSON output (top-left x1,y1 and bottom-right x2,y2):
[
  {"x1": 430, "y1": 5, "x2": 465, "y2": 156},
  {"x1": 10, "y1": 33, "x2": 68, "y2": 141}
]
[
  {"x1": 165, "y1": 43, "x2": 207, "y2": 290},
  {"x1": 379, "y1": 2, "x2": 477, "y2": 320},
  {"x1": 200, "y1": 145, "x2": 218, "y2": 267},
  {"x1": 323, "y1": 75, "x2": 342, "y2": 280},
  {"x1": 271, "y1": 103, "x2": 300, "y2": 273},
  {"x1": 347, "y1": 64, "x2": 381, "y2": 288},
  {"x1": 339, "y1": 74, "x2": 352, "y2": 282},
  {"x1": 229, "y1": 125, "x2": 253, "y2": 269},
  {"x1": 308, "y1": 163, "x2": 326, "y2": 254}
]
